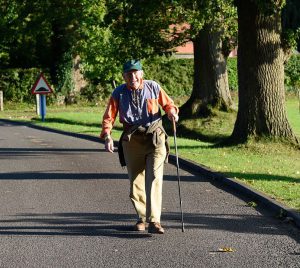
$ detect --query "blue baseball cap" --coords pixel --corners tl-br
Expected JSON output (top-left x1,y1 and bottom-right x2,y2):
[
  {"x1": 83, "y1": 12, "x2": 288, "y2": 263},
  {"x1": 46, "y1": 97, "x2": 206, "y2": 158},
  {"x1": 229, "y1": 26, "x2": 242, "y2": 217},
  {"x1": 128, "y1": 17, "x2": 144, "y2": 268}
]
[{"x1": 123, "y1": 60, "x2": 142, "y2": 73}]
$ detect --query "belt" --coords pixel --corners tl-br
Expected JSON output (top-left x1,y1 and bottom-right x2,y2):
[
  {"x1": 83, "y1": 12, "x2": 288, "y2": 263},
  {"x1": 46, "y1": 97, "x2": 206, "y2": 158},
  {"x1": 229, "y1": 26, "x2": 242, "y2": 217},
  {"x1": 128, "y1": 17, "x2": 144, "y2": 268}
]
[{"x1": 123, "y1": 123, "x2": 148, "y2": 133}]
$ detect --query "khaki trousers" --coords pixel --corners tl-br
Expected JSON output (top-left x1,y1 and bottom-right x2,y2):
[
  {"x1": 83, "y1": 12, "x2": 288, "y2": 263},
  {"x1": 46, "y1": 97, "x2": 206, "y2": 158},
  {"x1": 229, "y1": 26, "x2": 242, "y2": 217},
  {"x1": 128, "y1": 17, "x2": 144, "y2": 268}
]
[{"x1": 122, "y1": 132, "x2": 166, "y2": 223}]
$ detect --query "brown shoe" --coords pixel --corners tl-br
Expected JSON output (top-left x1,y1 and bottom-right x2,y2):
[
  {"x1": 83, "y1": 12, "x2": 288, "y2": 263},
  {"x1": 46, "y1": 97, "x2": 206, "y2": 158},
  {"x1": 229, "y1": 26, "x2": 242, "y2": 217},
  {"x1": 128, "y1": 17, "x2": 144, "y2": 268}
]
[
  {"x1": 134, "y1": 220, "x2": 146, "y2": 231},
  {"x1": 148, "y1": 222, "x2": 165, "y2": 234}
]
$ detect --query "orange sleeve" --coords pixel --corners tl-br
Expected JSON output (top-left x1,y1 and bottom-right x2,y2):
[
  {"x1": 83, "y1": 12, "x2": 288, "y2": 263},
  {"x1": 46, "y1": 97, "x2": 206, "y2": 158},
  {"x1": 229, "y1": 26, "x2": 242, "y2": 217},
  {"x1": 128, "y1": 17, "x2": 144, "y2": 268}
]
[
  {"x1": 158, "y1": 87, "x2": 179, "y2": 115},
  {"x1": 100, "y1": 96, "x2": 119, "y2": 139}
]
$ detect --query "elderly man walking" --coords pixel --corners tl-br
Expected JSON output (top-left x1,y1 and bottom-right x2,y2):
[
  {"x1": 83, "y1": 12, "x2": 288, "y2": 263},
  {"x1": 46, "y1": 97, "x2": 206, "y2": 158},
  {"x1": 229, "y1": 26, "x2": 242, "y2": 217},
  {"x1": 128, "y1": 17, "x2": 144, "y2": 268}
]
[{"x1": 100, "y1": 60, "x2": 179, "y2": 234}]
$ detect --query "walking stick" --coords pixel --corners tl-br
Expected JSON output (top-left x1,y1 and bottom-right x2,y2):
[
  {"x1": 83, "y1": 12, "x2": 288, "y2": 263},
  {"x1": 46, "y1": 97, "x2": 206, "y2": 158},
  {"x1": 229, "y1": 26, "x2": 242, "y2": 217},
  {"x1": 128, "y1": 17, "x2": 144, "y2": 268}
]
[{"x1": 172, "y1": 118, "x2": 185, "y2": 232}]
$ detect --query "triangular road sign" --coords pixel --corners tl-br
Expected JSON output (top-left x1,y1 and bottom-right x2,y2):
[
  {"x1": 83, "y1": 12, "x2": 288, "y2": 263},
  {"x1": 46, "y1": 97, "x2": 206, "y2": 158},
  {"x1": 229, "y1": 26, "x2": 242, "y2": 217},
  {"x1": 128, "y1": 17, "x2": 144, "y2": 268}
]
[{"x1": 31, "y1": 73, "x2": 53, "y2": 94}]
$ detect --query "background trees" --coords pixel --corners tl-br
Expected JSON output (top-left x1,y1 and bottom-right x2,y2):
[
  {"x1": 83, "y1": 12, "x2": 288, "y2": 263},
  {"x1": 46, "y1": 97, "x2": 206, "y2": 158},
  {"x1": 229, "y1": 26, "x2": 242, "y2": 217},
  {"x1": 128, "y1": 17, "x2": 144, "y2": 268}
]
[
  {"x1": 0, "y1": 0, "x2": 108, "y2": 93},
  {"x1": 104, "y1": 0, "x2": 237, "y2": 117},
  {"x1": 0, "y1": 0, "x2": 299, "y2": 144},
  {"x1": 171, "y1": 1, "x2": 237, "y2": 117}
]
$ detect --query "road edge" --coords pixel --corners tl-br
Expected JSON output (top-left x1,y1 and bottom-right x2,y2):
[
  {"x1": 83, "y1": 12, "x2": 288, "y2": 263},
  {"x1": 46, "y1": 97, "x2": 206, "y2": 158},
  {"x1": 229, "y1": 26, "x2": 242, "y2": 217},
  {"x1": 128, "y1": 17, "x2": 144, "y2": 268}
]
[{"x1": 168, "y1": 155, "x2": 300, "y2": 229}]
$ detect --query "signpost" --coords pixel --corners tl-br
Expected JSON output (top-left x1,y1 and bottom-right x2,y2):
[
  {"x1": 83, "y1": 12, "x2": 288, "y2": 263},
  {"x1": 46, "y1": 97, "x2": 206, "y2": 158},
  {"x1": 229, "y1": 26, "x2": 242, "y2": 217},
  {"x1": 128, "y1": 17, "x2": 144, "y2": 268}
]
[
  {"x1": 31, "y1": 73, "x2": 53, "y2": 121},
  {"x1": 0, "y1": 91, "x2": 3, "y2": 111}
]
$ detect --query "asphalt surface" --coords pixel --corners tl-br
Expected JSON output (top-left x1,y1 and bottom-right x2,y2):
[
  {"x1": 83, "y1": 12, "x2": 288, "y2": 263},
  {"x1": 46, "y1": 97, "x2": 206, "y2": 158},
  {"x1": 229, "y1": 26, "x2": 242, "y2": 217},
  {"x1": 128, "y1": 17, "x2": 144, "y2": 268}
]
[{"x1": 0, "y1": 119, "x2": 299, "y2": 268}]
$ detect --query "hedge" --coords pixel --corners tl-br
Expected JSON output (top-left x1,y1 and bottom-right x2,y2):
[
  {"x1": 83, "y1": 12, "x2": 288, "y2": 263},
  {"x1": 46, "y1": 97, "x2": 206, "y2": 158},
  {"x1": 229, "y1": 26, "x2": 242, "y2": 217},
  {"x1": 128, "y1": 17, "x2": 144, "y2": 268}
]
[
  {"x1": 143, "y1": 57, "x2": 194, "y2": 97},
  {"x1": 0, "y1": 68, "x2": 52, "y2": 104},
  {"x1": 0, "y1": 54, "x2": 299, "y2": 104},
  {"x1": 285, "y1": 54, "x2": 300, "y2": 93}
]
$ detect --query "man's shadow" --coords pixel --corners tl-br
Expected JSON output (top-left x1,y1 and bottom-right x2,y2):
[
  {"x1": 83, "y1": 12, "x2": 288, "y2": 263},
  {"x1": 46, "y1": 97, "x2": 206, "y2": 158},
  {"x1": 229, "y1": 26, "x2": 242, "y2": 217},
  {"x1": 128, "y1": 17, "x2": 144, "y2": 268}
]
[{"x1": 0, "y1": 212, "x2": 154, "y2": 239}]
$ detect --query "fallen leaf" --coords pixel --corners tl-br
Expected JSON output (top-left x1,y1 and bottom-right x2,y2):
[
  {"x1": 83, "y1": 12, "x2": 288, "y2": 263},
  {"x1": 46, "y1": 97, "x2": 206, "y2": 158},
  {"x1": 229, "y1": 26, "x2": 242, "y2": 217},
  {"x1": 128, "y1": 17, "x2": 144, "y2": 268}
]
[
  {"x1": 246, "y1": 201, "x2": 257, "y2": 208},
  {"x1": 217, "y1": 247, "x2": 234, "y2": 252}
]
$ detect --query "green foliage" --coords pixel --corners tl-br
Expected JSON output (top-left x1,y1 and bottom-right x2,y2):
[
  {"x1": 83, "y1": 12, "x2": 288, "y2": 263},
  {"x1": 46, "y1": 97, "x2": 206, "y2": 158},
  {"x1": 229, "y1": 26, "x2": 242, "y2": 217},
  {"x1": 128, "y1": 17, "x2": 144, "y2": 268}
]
[
  {"x1": 174, "y1": 0, "x2": 237, "y2": 46},
  {"x1": 284, "y1": 54, "x2": 300, "y2": 92},
  {"x1": 103, "y1": 0, "x2": 237, "y2": 61},
  {"x1": 0, "y1": 57, "x2": 243, "y2": 103},
  {"x1": 143, "y1": 57, "x2": 193, "y2": 97},
  {"x1": 143, "y1": 56, "x2": 239, "y2": 96},
  {"x1": 0, "y1": 1, "x2": 53, "y2": 68},
  {"x1": 80, "y1": 83, "x2": 113, "y2": 103},
  {"x1": 0, "y1": 1, "x2": 109, "y2": 85},
  {"x1": 76, "y1": 1, "x2": 115, "y2": 82},
  {"x1": 281, "y1": 28, "x2": 300, "y2": 53},
  {"x1": 56, "y1": 52, "x2": 74, "y2": 96},
  {"x1": 0, "y1": 69, "x2": 42, "y2": 103},
  {"x1": 0, "y1": 0, "x2": 238, "y2": 99},
  {"x1": 142, "y1": 55, "x2": 298, "y2": 97},
  {"x1": 227, "y1": 57, "x2": 238, "y2": 91},
  {"x1": 2, "y1": 54, "x2": 299, "y2": 103}
]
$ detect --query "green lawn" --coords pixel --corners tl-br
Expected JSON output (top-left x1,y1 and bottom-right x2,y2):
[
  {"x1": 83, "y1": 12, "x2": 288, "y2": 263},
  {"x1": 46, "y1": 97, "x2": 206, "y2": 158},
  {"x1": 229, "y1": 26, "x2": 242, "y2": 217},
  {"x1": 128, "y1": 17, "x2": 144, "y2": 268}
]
[
  {"x1": 1, "y1": 98, "x2": 299, "y2": 212},
  {"x1": 286, "y1": 97, "x2": 300, "y2": 138}
]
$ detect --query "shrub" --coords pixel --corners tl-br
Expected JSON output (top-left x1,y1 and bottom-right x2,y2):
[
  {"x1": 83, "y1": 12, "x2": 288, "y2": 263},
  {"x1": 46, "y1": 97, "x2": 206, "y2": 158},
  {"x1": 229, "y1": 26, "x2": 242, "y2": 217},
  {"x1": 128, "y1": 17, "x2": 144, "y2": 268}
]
[
  {"x1": 80, "y1": 82, "x2": 113, "y2": 103},
  {"x1": 143, "y1": 57, "x2": 193, "y2": 97},
  {"x1": 56, "y1": 52, "x2": 75, "y2": 97},
  {"x1": 1, "y1": 54, "x2": 299, "y2": 104},
  {"x1": 285, "y1": 54, "x2": 300, "y2": 93},
  {"x1": 0, "y1": 68, "x2": 46, "y2": 103},
  {"x1": 143, "y1": 56, "x2": 239, "y2": 97},
  {"x1": 227, "y1": 57, "x2": 238, "y2": 91}
]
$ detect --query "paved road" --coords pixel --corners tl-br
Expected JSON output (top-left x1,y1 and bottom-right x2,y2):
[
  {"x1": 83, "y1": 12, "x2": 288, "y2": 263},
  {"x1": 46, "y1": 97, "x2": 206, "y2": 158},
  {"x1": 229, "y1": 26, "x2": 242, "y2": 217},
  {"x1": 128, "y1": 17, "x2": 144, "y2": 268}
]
[{"x1": 0, "y1": 120, "x2": 299, "y2": 268}]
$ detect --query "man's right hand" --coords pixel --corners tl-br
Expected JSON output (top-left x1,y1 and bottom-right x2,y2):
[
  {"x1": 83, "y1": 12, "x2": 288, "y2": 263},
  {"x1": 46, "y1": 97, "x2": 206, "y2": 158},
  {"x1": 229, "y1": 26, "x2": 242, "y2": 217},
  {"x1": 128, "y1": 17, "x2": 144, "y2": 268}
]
[{"x1": 105, "y1": 137, "x2": 114, "y2": 152}]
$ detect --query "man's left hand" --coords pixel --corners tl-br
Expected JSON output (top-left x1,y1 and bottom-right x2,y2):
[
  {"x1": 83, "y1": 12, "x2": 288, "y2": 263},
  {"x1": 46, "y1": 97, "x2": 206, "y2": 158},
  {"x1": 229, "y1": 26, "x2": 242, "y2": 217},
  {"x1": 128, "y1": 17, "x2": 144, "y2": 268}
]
[{"x1": 168, "y1": 111, "x2": 179, "y2": 122}]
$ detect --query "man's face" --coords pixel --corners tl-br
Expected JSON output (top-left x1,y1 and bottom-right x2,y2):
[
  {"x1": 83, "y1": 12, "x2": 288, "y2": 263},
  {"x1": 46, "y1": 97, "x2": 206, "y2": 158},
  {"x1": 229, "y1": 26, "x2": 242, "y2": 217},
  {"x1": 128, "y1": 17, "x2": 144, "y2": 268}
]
[{"x1": 123, "y1": 70, "x2": 143, "y2": 90}]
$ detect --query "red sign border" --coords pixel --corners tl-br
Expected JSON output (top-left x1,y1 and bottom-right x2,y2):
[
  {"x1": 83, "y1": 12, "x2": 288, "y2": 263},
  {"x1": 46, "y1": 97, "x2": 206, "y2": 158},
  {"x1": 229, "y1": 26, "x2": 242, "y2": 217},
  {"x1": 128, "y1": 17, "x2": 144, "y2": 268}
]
[{"x1": 31, "y1": 73, "x2": 53, "y2": 95}]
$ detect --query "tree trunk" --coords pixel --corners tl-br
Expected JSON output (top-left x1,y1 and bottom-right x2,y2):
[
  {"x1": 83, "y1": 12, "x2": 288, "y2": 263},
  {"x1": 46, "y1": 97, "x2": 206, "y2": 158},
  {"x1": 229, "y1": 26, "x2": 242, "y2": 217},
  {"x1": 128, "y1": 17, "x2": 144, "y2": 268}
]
[
  {"x1": 230, "y1": 0, "x2": 298, "y2": 144},
  {"x1": 72, "y1": 55, "x2": 87, "y2": 93},
  {"x1": 180, "y1": 24, "x2": 234, "y2": 117}
]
